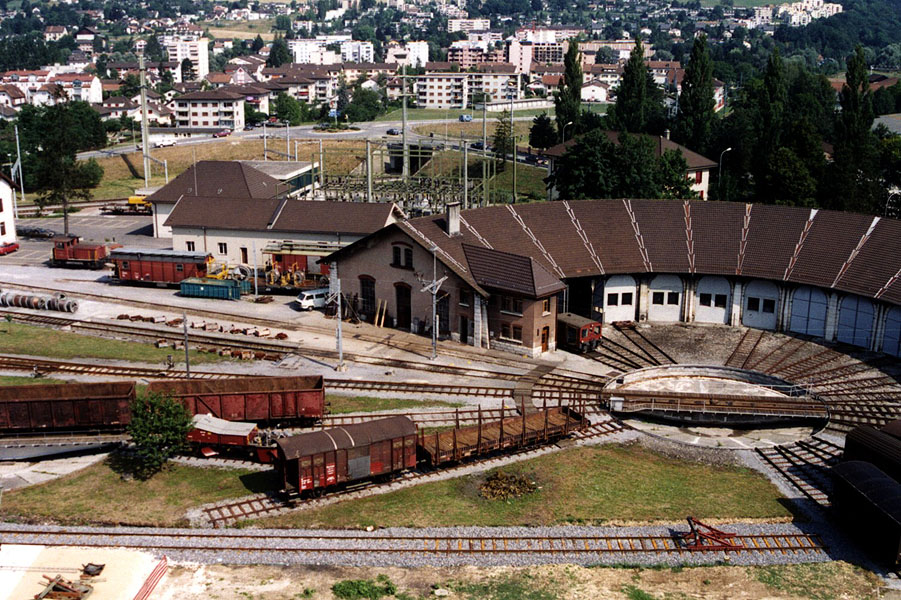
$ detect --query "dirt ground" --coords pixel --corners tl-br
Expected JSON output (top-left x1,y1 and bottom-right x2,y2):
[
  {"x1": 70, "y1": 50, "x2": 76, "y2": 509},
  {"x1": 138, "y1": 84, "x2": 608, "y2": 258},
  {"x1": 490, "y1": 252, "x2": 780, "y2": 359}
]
[{"x1": 155, "y1": 561, "x2": 894, "y2": 600}]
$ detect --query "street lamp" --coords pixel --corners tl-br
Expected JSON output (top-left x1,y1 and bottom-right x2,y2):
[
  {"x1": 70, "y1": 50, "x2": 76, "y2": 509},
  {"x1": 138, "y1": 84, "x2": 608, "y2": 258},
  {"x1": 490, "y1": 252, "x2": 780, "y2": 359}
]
[
  {"x1": 718, "y1": 147, "x2": 733, "y2": 200},
  {"x1": 562, "y1": 121, "x2": 574, "y2": 143}
]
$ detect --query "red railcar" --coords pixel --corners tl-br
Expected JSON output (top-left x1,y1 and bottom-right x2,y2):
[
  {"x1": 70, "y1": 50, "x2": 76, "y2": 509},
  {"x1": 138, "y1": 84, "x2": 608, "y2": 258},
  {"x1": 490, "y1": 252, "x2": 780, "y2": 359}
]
[
  {"x1": 275, "y1": 416, "x2": 417, "y2": 494},
  {"x1": 110, "y1": 248, "x2": 211, "y2": 285},
  {"x1": 147, "y1": 375, "x2": 325, "y2": 423},
  {"x1": 0, "y1": 382, "x2": 135, "y2": 432},
  {"x1": 50, "y1": 236, "x2": 113, "y2": 269}
]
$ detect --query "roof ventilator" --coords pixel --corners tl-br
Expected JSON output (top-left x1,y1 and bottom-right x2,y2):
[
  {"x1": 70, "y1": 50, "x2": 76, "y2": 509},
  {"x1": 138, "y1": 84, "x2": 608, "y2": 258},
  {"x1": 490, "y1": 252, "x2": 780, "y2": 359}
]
[
  {"x1": 832, "y1": 216, "x2": 879, "y2": 288},
  {"x1": 735, "y1": 203, "x2": 752, "y2": 275},
  {"x1": 783, "y1": 208, "x2": 818, "y2": 281},
  {"x1": 684, "y1": 200, "x2": 696, "y2": 274},
  {"x1": 506, "y1": 205, "x2": 566, "y2": 278},
  {"x1": 563, "y1": 200, "x2": 604, "y2": 274},
  {"x1": 622, "y1": 199, "x2": 652, "y2": 272}
]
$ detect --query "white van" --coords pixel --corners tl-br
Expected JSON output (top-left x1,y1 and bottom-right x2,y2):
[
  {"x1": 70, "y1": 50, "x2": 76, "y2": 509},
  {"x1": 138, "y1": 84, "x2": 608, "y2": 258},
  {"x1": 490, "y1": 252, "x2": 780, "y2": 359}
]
[{"x1": 296, "y1": 287, "x2": 330, "y2": 310}]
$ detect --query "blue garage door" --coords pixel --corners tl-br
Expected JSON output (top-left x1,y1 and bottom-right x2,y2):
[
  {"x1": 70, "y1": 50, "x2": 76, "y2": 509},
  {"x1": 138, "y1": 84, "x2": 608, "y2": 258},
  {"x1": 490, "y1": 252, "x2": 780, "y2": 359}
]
[
  {"x1": 837, "y1": 296, "x2": 874, "y2": 348},
  {"x1": 789, "y1": 286, "x2": 828, "y2": 337},
  {"x1": 883, "y1": 307, "x2": 901, "y2": 357}
]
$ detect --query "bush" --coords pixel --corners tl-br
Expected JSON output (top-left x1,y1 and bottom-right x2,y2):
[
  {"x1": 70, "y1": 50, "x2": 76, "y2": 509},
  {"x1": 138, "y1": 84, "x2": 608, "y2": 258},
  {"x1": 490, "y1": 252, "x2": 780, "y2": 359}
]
[
  {"x1": 127, "y1": 392, "x2": 193, "y2": 479},
  {"x1": 332, "y1": 575, "x2": 397, "y2": 600}
]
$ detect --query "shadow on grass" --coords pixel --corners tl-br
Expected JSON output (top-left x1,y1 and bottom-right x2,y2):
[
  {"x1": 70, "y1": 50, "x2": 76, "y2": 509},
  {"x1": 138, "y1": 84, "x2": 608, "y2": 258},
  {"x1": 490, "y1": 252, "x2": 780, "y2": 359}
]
[{"x1": 239, "y1": 470, "x2": 280, "y2": 494}]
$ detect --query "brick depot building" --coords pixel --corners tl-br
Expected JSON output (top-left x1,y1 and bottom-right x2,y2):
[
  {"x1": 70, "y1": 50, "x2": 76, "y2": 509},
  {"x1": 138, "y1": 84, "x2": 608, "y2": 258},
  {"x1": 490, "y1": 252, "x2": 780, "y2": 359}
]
[{"x1": 328, "y1": 199, "x2": 901, "y2": 358}]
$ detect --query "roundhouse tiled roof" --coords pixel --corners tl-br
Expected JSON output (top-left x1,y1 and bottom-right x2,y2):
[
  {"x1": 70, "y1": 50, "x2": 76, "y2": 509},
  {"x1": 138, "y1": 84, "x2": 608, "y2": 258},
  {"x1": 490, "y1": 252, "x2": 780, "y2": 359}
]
[{"x1": 381, "y1": 199, "x2": 901, "y2": 306}]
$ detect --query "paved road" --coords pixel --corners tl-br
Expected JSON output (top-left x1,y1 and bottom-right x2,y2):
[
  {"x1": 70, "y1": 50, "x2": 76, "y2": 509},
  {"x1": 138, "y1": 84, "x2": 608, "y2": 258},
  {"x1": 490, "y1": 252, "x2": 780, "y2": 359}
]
[{"x1": 0, "y1": 212, "x2": 165, "y2": 267}]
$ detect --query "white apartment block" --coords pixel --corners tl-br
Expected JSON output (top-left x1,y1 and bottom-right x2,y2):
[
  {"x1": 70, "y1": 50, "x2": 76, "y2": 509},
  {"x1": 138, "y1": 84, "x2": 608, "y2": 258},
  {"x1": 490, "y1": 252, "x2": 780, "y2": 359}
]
[
  {"x1": 289, "y1": 40, "x2": 340, "y2": 64},
  {"x1": 386, "y1": 41, "x2": 429, "y2": 68},
  {"x1": 0, "y1": 174, "x2": 15, "y2": 246},
  {"x1": 173, "y1": 90, "x2": 245, "y2": 130},
  {"x1": 340, "y1": 41, "x2": 374, "y2": 63},
  {"x1": 515, "y1": 27, "x2": 584, "y2": 43},
  {"x1": 448, "y1": 18, "x2": 491, "y2": 33},
  {"x1": 416, "y1": 70, "x2": 519, "y2": 109},
  {"x1": 166, "y1": 38, "x2": 209, "y2": 80}
]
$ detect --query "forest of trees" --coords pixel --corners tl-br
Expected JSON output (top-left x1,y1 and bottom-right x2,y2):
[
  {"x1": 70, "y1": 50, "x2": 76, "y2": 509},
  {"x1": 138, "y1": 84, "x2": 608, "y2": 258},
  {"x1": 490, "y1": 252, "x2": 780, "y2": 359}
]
[{"x1": 543, "y1": 36, "x2": 901, "y2": 216}]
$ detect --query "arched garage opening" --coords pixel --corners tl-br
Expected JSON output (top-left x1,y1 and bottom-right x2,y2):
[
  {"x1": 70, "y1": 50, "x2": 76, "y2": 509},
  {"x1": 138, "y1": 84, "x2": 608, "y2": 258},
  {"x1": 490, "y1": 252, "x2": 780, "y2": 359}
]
[
  {"x1": 603, "y1": 275, "x2": 637, "y2": 322},
  {"x1": 883, "y1": 307, "x2": 901, "y2": 357},
  {"x1": 789, "y1": 286, "x2": 828, "y2": 338},
  {"x1": 837, "y1": 295, "x2": 874, "y2": 348},
  {"x1": 742, "y1": 280, "x2": 779, "y2": 330},
  {"x1": 695, "y1": 276, "x2": 731, "y2": 324},
  {"x1": 648, "y1": 274, "x2": 683, "y2": 322}
]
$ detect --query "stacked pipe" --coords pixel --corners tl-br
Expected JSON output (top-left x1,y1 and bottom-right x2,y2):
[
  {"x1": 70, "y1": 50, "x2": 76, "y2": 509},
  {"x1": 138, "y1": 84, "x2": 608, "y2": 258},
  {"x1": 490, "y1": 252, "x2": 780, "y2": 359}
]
[{"x1": 0, "y1": 291, "x2": 78, "y2": 313}]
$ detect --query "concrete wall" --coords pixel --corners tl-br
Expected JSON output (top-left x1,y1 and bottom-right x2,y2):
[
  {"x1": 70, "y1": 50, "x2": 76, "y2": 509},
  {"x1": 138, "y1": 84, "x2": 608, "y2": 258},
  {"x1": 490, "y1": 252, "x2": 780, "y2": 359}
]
[
  {"x1": 153, "y1": 203, "x2": 174, "y2": 238},
  {"x1": 172, "y1": 227, "x2": 364, "y2": 267}
]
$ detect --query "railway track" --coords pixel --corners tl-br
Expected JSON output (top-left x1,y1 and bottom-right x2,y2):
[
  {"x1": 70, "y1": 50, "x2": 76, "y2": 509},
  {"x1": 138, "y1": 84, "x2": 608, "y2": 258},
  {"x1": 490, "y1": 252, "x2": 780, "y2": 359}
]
[
  {"x1": 203, "y1": 414, "x2": 628, "y2": 527},
  {"x1": 0, "y1": 527, "x2": 826, "y2": 558},
  {"x1": 755, "y1": 436, "x2": 843, "y2": 507},
  {"x1": 725, "y1": 329, "x2": 764, "y2": 369},
  {"x1": 613, "y1": 323, "x2": 676, "y2": 366}
]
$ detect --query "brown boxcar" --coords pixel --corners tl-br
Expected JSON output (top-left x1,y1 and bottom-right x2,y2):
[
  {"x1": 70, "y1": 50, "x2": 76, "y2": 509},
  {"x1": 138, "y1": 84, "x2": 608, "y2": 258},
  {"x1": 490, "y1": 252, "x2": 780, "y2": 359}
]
[
  {"x1": 842, "y1": 425, "x2": 901, "y2": 483},
  {"x1": 0, "y1": 382, "x2": 135, "y2": 432},
  {"x1": 50, "y1": 236, "x2": 111, "y2": 269},
  {"x1": 147, "y1": 375, "x2": 325, "y2": 423},
  {"x1": 276, "y1": 416, "x2": 417, "y2": 493},
  {"x1": 110, "y1": 248, "x2": 211, "y2": 285}
]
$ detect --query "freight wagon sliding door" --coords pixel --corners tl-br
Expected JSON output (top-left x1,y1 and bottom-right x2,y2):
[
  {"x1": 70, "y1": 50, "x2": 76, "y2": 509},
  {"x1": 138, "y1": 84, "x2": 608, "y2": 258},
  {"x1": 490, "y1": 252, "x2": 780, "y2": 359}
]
[{"x1": 347, "y1": 446, "x2": 371, "y2": 479}]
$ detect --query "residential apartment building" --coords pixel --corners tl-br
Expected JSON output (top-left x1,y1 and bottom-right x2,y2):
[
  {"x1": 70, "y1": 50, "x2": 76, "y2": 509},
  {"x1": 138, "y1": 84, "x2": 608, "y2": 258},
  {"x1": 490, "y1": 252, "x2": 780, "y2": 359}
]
[
  {"x1": 166, "y1": 38, "x2": 209, "y2": 80},
  {"x1": 385, "y1": 41, "x2": 429, "y2": 68},
  {"x1": 448, "y1": 18, "x2": 491, "y2": 32},
  {"x1": 288, "y1": 40, "x2": 340, "y2": 65},
  {"x1": 173, "y1": 89, "x2": 244, "y2": 130},
  {"x1": 514, "y1": 26, "x2": 584, "y2": 43},
  {"x1": 417, "y1": 64, "x2": 519, "y2": 108},
  {"x1": 447, "y1": 41, "x2": 505, "y2": 69},
  {"x1": 340, "y1": 41, "x2": 374, "y2": 63}
]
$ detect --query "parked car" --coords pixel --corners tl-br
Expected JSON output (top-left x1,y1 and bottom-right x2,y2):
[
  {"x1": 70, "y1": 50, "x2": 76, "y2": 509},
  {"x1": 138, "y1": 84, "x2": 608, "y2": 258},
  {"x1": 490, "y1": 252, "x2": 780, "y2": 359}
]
[
  {"x1": 470, "y1": 141, "x2": 487, "y2": 151},
  {"x1": 153, "y1": 138, "x2": 176, "y2": 148},
  {"x1": 295, "y1": 287, "x2": 331, "y2": 311},
  {"x1": 16, "y1": 225, "x2": 57, "y2": 239},
  {"x1": 386, "y1": 128, "x2": 402, "y2": 135},
  {"x1": 459, "y1": 114, "x2": 473, "y2": 122},
  {"x1": 213, "y1": 130, "x2": 232, "y2": 138},
  {"x1": 0, "y1": 241, "x2": 19, "y2": 255},
  {"x1": 243, "y1": 125, "x2": 255, "y2": 131}
]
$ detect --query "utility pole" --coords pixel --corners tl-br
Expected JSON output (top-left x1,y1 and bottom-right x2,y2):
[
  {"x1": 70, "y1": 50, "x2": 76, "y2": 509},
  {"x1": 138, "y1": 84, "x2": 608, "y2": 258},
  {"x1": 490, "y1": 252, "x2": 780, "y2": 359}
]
[
  {"x1": 327, "y1": 269, "x2": 346, "y2": 371},
  {"x1": 401, "y1": 63, "x2": 408, "y2": 180},
  {"x1": 138, "y1": 51, "x2": 151, "y2": 188},
  {"x1": 509, "y1": 90, "x2": 517, "y2": 203},
  {"x1": 420, "y1": 247, "x2": 447, "y2": 361},
  {"x1": 482, "y1": 92, "x2": 488, "y2": 207},
  {"x1": 12, "y1": 125, "x2": 24, "y2": 220},
  {"x1": 182, "y1": 311, "x2": 191, "y2": 378},
  {"x1": 263, "y1": 123, "x2": 267, "y2": 160},
  {"x1": 285, "y1": 120, "x2": 289, "y2": 159},
  {"x1": 463, "y1": 145, "x2": 468, "y2": 209}
]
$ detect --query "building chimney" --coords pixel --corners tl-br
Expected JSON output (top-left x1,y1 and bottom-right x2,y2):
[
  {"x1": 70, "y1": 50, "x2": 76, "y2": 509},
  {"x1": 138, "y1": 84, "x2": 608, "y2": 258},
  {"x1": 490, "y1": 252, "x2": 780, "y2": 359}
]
[
  {"x1": 446, "y1": 201, "x2": 461, "y2": 237},
  {"x1": 664, "y1": 128, "x2": 671, "y2": 140}
]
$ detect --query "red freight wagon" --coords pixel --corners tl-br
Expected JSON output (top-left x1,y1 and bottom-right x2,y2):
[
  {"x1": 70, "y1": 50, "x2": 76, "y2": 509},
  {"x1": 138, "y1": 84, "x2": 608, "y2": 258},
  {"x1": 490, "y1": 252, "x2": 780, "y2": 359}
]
[
  {"x1": 110, "y1": 248, "x2": 211, "y2": 285},
  {"x1": 0, "y1": 382, "x2": 136, "y2": 432},
  {"x1": 276, "y1": 416, "x2": 417, "y2": 493},
  {"x1": 50, "y1": 236, "x2": 112, "y2": 269},
  {"x1": 147, "y1": 375, "x2": 325, "y2": 423}
]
